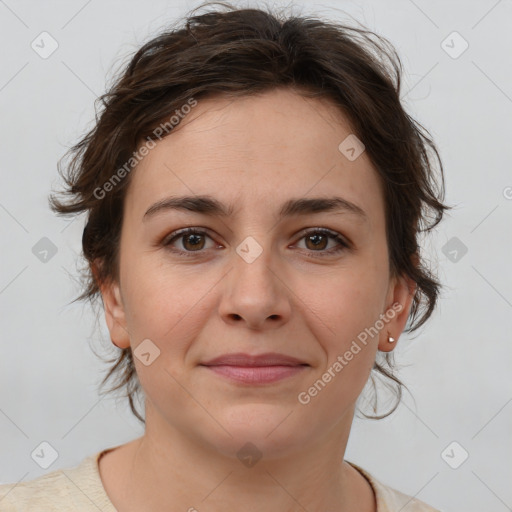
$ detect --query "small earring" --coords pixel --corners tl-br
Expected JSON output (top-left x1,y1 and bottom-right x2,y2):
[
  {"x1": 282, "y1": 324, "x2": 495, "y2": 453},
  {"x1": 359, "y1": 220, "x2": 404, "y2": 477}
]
[{"x1": 387, "y1": 332, "x2": 396, "y2": 343}]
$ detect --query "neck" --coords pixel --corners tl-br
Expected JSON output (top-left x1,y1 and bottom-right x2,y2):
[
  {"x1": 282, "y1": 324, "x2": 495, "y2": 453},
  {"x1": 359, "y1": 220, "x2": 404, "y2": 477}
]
[{"x1": 99, "y1": 402, "x2": 375, "y2": 512}]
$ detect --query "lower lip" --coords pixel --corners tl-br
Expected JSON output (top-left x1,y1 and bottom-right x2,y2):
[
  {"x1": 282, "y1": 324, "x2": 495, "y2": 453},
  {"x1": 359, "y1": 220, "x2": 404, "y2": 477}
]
[{"x1": 202, "y1": 365, "x2": 307, "y2": 384}]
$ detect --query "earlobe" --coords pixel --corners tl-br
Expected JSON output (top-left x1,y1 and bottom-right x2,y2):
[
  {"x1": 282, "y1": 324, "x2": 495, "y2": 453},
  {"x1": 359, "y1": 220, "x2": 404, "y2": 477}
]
[
  {"x1": 379, "y1": 272, "x2": 417, "y2": 352},
  {"x1": 97, "y1": 274, "x2": 131, "y2": 350}
]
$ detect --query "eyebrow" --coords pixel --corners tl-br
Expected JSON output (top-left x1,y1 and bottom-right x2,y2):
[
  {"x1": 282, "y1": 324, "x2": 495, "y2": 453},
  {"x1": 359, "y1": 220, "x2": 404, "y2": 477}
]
[{"x1": 143, "y1": 195, "x2": 368, "y2": 223}]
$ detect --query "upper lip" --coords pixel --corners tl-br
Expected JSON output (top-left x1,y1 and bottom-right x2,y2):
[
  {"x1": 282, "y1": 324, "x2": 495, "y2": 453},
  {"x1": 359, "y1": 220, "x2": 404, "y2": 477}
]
[{"x1": 200, "y1": 352, "x2": 308, "y2": 367}]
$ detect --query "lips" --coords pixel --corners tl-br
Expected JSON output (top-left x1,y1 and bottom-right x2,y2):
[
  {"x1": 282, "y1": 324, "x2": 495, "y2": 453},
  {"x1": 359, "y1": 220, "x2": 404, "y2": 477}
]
[
  {"x1": 200, "y1": 352, "x2": 308, "y2": 367},
  {"x1": 200, "y1": 352, "x2": 309, "y2": 384}
]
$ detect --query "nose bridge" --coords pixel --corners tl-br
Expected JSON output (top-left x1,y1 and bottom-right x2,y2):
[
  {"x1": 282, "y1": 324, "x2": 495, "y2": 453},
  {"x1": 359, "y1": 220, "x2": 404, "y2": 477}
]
[
  {"x1": 218, "y1": 229, "x2": 291, "y2": 327},
  {"x1": 232, "y1": 231, "x2": 278, "y2": 295},
  {"x1": 228, "y1": 190, "x2": 290, "y2": 284}
]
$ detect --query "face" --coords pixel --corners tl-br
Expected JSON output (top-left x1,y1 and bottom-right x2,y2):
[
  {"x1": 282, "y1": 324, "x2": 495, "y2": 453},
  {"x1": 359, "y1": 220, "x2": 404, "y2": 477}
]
[{"x1": 100, "y1": 88, "x2": 415, "y2": 459}]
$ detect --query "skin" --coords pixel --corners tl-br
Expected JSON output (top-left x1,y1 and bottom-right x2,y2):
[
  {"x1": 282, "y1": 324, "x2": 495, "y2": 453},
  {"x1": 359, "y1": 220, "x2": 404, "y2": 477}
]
[{"x1": 96, "y1": 87, "x2": 416, "y2": 512}]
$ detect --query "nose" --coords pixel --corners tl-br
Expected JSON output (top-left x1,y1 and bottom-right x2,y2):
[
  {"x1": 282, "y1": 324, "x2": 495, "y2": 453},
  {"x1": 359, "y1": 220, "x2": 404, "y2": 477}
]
[{"x1": 218, "y1": 240, "x2": 292, "y2": 330}]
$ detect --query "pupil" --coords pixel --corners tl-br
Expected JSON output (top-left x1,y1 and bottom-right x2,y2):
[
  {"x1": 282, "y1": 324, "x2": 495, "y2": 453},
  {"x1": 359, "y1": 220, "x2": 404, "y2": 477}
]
[
  {"x1": 185, "y1": 234, "x2": 203, "y2": 250},
  {"x1": 309, "y1": 234, "x2": 326, "y2": 249}
]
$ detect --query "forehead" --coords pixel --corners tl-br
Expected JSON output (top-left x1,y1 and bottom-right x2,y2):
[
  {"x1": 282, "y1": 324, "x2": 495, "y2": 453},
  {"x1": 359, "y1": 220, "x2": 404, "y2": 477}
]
[{"x1": 124, "y1": 88, "x2": 384, "y2": 228}]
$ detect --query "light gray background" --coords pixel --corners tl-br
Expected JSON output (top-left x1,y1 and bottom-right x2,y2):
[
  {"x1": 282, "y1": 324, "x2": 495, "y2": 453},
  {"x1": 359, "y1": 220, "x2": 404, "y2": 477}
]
[{"x1": 1, "y1": 1, "x2": 511, "y2": 510}]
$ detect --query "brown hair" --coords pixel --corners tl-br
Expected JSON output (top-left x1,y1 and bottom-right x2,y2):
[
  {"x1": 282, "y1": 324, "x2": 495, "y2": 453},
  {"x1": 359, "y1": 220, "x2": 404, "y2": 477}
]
[{"x1": 49, "y1": 1, "x2": 451, "y2": 423}]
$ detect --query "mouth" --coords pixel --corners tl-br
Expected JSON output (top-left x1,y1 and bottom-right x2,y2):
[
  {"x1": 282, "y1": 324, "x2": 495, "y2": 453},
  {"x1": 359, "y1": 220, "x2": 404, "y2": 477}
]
[
  {"x1": 200, "y1": 364, "x2": 308, "y2": 384},
  {"x1": 199, "y1": 352, "x2": 309, "y2": 384}
]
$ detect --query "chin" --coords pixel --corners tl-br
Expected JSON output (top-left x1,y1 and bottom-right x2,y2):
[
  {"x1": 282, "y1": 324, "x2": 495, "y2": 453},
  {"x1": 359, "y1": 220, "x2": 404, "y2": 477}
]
[{"x1": 206, "y1": 403, "x2": 312, "y2": 460}]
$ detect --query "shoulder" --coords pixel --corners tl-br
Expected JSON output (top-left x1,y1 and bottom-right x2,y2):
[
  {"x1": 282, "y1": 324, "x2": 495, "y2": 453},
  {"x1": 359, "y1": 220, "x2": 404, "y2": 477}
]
[
  {"x1": 0, "y1": 451, "x2": 117, "y2": 512},
  {"x1": 347, "y1": 461, "x2": 442, "y2": 512}
]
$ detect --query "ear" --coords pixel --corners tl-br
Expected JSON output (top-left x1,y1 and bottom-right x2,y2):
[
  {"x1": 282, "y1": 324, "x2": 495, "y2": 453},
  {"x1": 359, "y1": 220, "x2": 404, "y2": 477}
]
[
  {"x1": 93, "y1": 259, "x2": 131, "y2": 349},
  {"x1": 378, "y1": 255, "x2": 418, "y2": 352}
]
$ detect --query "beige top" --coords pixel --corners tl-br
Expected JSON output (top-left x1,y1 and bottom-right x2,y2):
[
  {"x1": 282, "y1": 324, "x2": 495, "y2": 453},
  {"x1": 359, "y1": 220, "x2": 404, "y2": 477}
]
[{"x1": 0, "y1": 448, "x2": 440, "y2": 511}]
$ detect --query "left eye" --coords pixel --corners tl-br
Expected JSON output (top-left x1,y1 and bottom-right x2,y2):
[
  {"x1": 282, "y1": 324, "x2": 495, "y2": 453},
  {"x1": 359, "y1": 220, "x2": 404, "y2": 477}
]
[
  {"x1": 295, "y1": 229, "x2": 349, "y2": 256},
  {"x1": 162, "y1": 228, "x2": 349, "y2": 258}
]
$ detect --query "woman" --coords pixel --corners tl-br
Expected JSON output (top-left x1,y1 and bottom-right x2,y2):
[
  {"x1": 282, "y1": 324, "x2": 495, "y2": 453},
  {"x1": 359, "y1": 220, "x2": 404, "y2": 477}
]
[{"x1": 0, "y1": 2, "x2": 449, "y2": 510}]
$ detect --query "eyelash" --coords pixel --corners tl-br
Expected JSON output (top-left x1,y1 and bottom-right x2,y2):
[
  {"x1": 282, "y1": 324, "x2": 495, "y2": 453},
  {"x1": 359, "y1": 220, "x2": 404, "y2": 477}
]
[{"x1": 162, "y1": 227, "x2": 350, "y2": 259}]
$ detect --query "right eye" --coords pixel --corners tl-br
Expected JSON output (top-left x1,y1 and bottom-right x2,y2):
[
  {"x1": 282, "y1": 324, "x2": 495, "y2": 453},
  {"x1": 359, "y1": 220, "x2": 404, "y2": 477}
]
[{"x1": 162, "y1": 228, "x2": 220, "y2": 256}]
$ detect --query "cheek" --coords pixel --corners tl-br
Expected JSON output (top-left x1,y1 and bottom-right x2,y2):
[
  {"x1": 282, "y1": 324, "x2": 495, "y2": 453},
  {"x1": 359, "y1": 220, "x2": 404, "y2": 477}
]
[
  {"x1": 301, "y1": 261, "x2": 387, "y2": 385},
  {"x1": 120, "y1": 257, "x2": 215, "y2": 353},
  {"x1": 310, "y1": 263, "x2": 386, "y2": 336},
  {"x1": 300, "y1": 276, "x2": 382, "y2": 412}
]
